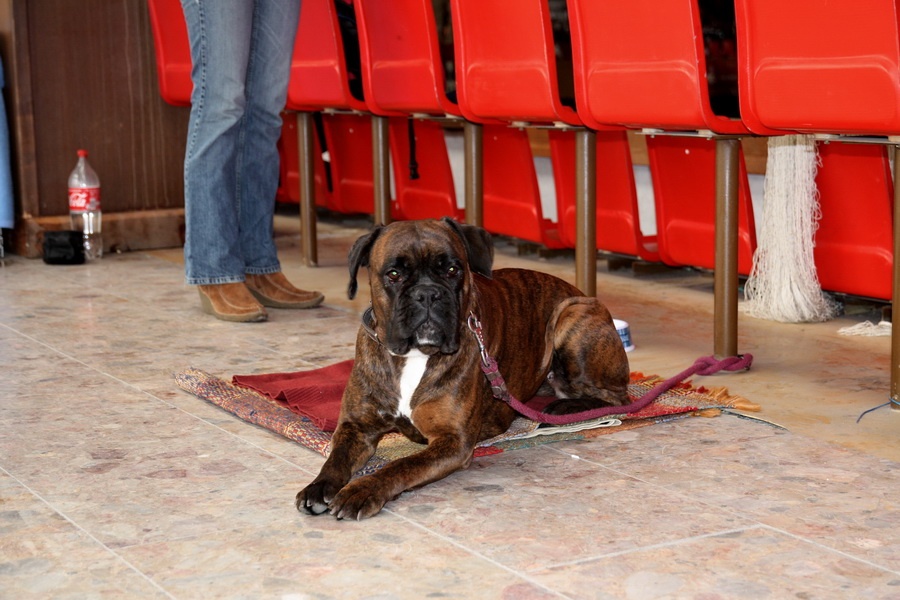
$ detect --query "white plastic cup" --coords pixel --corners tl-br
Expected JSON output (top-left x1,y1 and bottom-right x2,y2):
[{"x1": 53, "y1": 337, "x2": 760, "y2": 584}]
[{"x1": 613, "y1": 318, "x2": 634, "y2": 352}]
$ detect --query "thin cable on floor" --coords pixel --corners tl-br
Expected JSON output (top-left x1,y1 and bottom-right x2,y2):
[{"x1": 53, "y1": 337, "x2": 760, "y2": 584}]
[{"x1": 856, "y1": 398, "x2": 900, "y2": 423}]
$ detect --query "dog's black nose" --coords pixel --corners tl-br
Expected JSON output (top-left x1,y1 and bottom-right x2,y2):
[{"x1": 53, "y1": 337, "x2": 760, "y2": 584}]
[{"x1": 412, "y1": 284, "x2": 443, "y2": 305}]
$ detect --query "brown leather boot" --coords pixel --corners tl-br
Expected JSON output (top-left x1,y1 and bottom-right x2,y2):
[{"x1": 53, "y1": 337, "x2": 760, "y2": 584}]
[
  {"x1": 245, "y1": 272, "x2": 325, "y2": 309},
  {"x1": 198, "y1": 283, "x2": 268, "y2": 322}
]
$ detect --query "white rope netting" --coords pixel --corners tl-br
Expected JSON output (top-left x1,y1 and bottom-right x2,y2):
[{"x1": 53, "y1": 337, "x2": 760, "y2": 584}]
[
  {"x1": 838, "y1": 320, "x2": 892, "y2": 337},
  {"x1": 742, "y1": 135, "x2": 840, "y2": 323}
]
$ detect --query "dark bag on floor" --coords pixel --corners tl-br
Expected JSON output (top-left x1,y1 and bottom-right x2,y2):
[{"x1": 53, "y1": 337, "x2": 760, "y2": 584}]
[{"x1": 42, "y1": 230, "x2": 85, "y2": 265}]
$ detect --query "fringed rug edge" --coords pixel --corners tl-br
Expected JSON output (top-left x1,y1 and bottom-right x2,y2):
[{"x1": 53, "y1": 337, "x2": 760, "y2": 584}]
[{"x1": 173, "y1": 367, "x2": 761, "y2": 474}]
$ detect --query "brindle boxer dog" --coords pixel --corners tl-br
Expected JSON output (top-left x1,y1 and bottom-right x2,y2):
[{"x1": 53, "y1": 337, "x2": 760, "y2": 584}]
[{"x1": 296, "y1": 218, "x2": 629, "y2": 519}]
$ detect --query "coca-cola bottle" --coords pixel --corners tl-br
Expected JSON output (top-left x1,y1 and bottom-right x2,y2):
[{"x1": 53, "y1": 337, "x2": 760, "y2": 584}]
[{"x1": 67, "y1": 149, "x2": 102, "y2": 260}]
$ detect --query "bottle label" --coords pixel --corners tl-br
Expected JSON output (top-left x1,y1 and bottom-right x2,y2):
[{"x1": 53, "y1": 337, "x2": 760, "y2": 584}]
[{"x1": 68, "y1": 187, "x2": 101, "y2": 212}]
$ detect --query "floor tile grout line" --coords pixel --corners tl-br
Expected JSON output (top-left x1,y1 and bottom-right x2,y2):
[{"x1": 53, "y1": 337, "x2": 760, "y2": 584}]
[
  {"x1": 530, "y1": 524, "x2": 769, "y2": 572},
  {"x1": 544, "y1": 442, "x2": 900, "y2": 577},
  {"x1": 0, "y1": 463, "x2": 178, "y2": 599},
  {"x1": 757, "y1": 523, "x2": 900, "y2": 577},
  {"x1": 0, "y1": 321, "x2": 324, "y2": 477},
  {"x1": 384, "y1": 508, "x2": 577, "y2": 600},
  {"x1": 533, "y1": 519, "x2": 900, "y2": 578}
]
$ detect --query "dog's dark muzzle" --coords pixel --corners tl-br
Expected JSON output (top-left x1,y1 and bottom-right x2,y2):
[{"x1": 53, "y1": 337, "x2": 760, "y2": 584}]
[{"x1": 389, "y1": 283, "x2": 460, "y2": 355}]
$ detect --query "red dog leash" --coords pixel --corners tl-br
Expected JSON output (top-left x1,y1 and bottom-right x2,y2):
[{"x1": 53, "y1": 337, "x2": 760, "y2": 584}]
[{"x1": 467, "y1": 313, "x2": 753, "y2": 426}]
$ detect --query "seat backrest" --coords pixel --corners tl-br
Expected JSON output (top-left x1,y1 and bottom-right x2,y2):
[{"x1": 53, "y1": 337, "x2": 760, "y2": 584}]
[
  {"x1": 287, "y1": 0, "x2": 367, "y2": 112},
  {"x1": 147, "y1": 0, "x2": 193, "y2": 106},
  {"x1": 735, "y1": 0, "x2": 900, "y2": 135},
  {"x1": 447, "y1": 0, "x2": 578, "y2": 125},
  {"x1": 647, "y1": 136, "x2": 756, "y2": 274},
  {"x1": 814, "y1": 142, "x2": 894, "y2": 299},
  {"x1": 568, "y1": 0, "x2": 743, "y2": 133},
  {"x1": 355, "y1": 0, "x2": 458, "y2": 117}
]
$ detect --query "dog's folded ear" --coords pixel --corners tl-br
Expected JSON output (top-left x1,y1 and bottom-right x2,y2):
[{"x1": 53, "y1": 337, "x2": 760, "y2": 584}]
[
  {"x1": 442, "y1": 217, "x2": 494, "y2": 278},
  {"x1": 347, "y1": 226, "x2": 383, "y2": 299}
]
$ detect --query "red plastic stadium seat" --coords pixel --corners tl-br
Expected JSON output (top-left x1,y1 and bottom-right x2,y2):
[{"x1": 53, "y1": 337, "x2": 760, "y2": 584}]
[
  {"x1": 147, "y1": 0, "x2": 193, "y2": 107},
  {"x1": 354, "y1": 0, "x2": 463, "y2": 221},
  {"x1": 567, "y1": 0, "x2": 755, "y2": 270},
  {"x1": 386, "y1": 119, "x2": 462, "y2": 221},
  {"x1": 814, "y1": 143, "x2": 893, "y2": 301},
  {"x1": 449, "y1": 0, "x2": 580, "y2": 126},
  {"x1": 448, "y1": 0, "x2": 580, "y2": 250},
  {"x1": 287, "y1": 0, "x2": 367, "y2": 114},
  {"x1": 280, "y1": 113, "x2": 465, "y2": 222},
  {"x1": 568, "y1": 0, "x2": 747, "y2": 135},
  {"x1": 277, "y1": 113, "x2": 332, "y2": 209},
  {"x1": 285, "y1": 0, "x2": 468, "y2": 233},
  {"x1": 647, "y1": 136, "x2": 755, "y2": 275},
  {"x1": 355, "y1": 0, "x2": 457, "y2": 118},
  {"x1": 735, "y1": 0, "x2": 900, "y2": 136},
  {"x1": 284, "y1": 0, "x2": 379, "y2": 263},
  {"x1": 566, "y1": 0, "x2": 752, "y2": 358},
  {"x1": 307, "y1": 114, "x2": 377, "y2": 216},
  {"x1": 735, "y1": 0, "x2": 898, "y2": 300},
  {"x1": 549, "y1": 130, "x2": 659, "y2": 262},
  {"x1": 449, "y1": 0, "x2": 662, "y2": 286}
]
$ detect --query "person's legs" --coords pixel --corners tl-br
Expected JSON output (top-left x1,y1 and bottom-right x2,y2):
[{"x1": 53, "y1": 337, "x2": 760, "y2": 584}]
[
  {"x1": 240, "y1": 0, "x2": 323, "y2": 309},
  {"x1": 238, "y1": 0, "x2": 299, "y2": 274},
  {"x1": 181, "y1": 0, "x2": 267, "y2": 321},
  {"x1": 181, "y1": 0, "x2": 254, "y2": 286},
  {"x1": 181, "y1": 0, "x2": 322, "y2": 317}
]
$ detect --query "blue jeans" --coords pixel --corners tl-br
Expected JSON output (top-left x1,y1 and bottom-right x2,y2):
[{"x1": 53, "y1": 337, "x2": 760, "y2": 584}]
[{"x1": 181, "y1": 0, "x2": 301, "y2": 285}]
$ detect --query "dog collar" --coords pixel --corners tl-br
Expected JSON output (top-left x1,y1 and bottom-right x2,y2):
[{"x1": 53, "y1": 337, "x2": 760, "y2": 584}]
[{"x1": 361, "y1": 306, "x2": 380, "y2": 344}]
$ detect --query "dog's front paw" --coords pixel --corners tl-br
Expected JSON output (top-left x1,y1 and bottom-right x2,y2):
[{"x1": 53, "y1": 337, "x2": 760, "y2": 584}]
[
  {"x1": 328, "y1": 477, "x2": 391, "y2": 521},
  {"x1": 296, "y1": 479, "x2": 343, "y2": 515}
]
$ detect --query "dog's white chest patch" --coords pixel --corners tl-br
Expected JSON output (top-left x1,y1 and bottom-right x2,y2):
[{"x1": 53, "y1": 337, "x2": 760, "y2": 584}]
[{"x1": 398, "y1": 350, "x2": 429, "y2": 420}]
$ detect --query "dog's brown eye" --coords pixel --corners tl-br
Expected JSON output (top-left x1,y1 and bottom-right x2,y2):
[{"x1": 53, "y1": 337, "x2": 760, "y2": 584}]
[
  {"x1": 386, "y1": 269, "x2": 401, "y2": 283},
  {"x1": 447, "y1": 266, "x2": 460, "y2": 277}
]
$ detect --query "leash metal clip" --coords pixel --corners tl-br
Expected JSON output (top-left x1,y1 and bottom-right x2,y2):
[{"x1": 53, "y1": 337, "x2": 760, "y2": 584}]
[{"x1": 466, "y1": 312, "x2": 491, "y2": 367}]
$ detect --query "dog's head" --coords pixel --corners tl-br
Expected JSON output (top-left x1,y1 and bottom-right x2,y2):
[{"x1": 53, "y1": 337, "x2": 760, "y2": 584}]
[{"x1": 347, "y1": 218, "x2": 493, "y2": 357}]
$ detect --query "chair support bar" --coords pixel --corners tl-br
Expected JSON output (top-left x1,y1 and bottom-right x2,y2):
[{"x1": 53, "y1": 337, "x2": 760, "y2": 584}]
[
  {"x1": 892, "y1": 144, "x2": 900, "y2": 408},
  {"x1": 575, "y1": 129, "x2": 597, "y2": 297},
  {"x1": 372, "y1": 116, "x2": 391, "y2": 226},
  {"x1": 297, "y1": 112, "x2": 318, "y2": 267},
  {"x1": 714, "y1": 138, "x2": 741, "y2": 358},
  {"x1": 464, "y1": 122, "x2": 484, "y2": 227}
]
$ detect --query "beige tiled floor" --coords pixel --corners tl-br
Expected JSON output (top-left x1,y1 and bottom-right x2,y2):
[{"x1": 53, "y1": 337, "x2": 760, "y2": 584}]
[{"x1": 1, "y1": 215, "x2": 899, "y2": 598}]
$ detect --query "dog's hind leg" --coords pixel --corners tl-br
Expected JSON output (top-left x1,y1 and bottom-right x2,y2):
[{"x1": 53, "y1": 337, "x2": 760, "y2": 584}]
[{"x1": 541, "y1": 297, "x2": 630, "y2": 415}]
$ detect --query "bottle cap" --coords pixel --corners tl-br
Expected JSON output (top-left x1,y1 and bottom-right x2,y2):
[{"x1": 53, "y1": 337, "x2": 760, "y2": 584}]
[{"x1": 77, "y1": 149, "x2": 88, "y2": 158}]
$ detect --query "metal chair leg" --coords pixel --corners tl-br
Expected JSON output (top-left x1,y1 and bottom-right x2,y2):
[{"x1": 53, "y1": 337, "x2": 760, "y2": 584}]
[
  {"x1": 575, "y1": 128, "x2": 597, "y2": 296},
  {"x1": 714, "y1": 137, "x2": 741, "y2": 358},
  {"x1": 372, "y1": 115, "x2": 391, "y2": 226},
  {"x1": 891, "y1": 145, "x2": 900, "y2": 409},
  {"x1": 297, "y1": 112, "x2": 317, "y2": 267},
  {"x1": 464, "y1": 121, "x2": 483, "y2": 227}
]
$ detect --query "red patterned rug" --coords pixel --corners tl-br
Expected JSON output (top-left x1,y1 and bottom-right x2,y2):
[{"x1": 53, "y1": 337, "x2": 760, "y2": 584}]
[{"x1": 174, "y1": 363, "x2": 760, "y2": 476}]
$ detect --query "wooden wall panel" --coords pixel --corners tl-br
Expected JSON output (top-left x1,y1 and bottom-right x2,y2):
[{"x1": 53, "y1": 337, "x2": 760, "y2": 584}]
[{"x1": 0, "y1": 0, "x2": 190, "y2": 256}]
